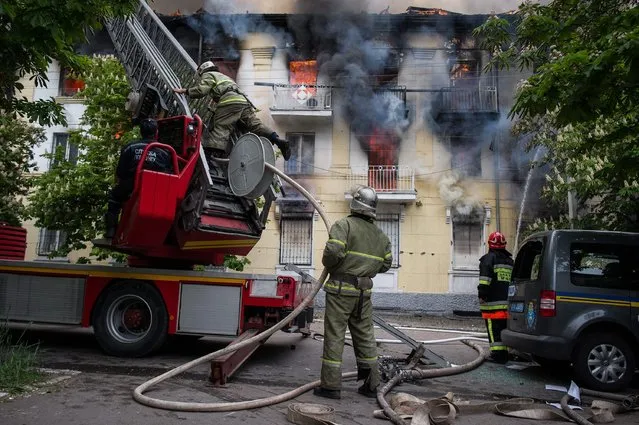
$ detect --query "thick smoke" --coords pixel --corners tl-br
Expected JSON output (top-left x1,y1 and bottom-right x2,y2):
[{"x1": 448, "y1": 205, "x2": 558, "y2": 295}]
[
  {"x1": 438, "y1": 172, "x2": 484, "y2": 217},
  {"x1": 289, "y1": 0, "x2": 411, "y2": 140},
  {"x1": 186, "y1": 0, "x2": 292, "y2": 60}
]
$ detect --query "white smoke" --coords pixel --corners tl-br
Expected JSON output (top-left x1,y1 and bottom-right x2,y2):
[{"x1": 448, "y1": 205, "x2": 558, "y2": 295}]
[{"x1": 438, "y1": 172, "x2": 483, "y2": 216}]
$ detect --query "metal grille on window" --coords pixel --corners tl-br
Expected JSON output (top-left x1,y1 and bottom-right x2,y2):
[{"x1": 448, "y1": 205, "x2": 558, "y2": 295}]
[
  {"x1": 279, "y1": 214, "x2": 313, "y2": 265},
  {"x1": 284, "y1": 133, "x2": 314, "y2": 175},
  {"x1": 452, "y1": 220, "x2": 483, "y2": 268},
  {"x1": 376, "y1": 214, "x2": 400, "y2": 268},
  {"x1": 37, "y1": 229, "x2": 67, "y2": 257}
]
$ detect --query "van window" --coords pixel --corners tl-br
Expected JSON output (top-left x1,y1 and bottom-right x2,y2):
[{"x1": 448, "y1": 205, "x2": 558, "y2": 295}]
[
  {"x1": 570, "y1": 243, "x2": 628, "y2": 290},
  {"x1": 513, "y1": 240, "x2": 544, "y2": 282}
]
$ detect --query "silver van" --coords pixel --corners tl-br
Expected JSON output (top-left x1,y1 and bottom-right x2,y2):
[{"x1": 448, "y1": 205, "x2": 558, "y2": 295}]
[{"x1": 503, "y1": 230, "x2": 638, "y2": 392}]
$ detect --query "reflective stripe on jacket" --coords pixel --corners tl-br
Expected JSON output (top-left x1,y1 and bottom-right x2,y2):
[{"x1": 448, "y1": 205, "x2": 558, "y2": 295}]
[
  {"x1": 322, "y1": 214, "x2": 393, "y2": 297},
  {"x1": 477, "y1": 248, "x2": 514, "y2": 309},
  {"x1": 187, "y1": 71, "x2": 248, "y2": 106}
]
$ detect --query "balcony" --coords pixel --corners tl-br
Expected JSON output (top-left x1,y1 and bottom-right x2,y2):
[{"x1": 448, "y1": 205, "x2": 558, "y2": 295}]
[
  {"x1": 431, "y1": 87, "x2": 499, "y2": 122},
  {"x1": 343, "y1": 165, "x2": 417, "y2": 203},
  {"x1": 269, "y1": 84, "x2": 332, "y2": 118}
]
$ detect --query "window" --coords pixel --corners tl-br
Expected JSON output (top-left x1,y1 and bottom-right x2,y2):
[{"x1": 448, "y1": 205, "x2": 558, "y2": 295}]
[
  {"x1": 58, "y1": 67, "x2": 85, "y2": 97},
  {"x1": 450, "y1": 135, "x2": 481, "y2": 177},
  {"x1": 513, "y1": 240, "x2": 544, "y2": 281},
  {"x1": 570, "y1": 243, "x2": 629, "y2": 289},
  {"x1": 376, "y1": 214, "x2": 400, "y2": 268},
  {"x1": 285, "y1": 133, "x2": 315, "y2": 175},
  {"x1": 51, "y1": 133, "x2": 79, "y2": 167},
  {"x1": 452, "y1": 219, "x2": 483, "y2": 269},
  {"x1": 279, "y1": 214, "x2": 313, "y2": 265},
  {"x1": 37, "y1": 229, "x2": 67, "y2": 257}
]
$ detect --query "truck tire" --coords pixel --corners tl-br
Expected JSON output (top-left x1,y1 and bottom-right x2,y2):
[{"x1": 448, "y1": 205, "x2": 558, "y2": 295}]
[
  {"x1": 572, "y1": 331, "x2": 636, "y2": 392},
  {"x1": 93, "y1": 281, "x2": 168, "y2": 357}
]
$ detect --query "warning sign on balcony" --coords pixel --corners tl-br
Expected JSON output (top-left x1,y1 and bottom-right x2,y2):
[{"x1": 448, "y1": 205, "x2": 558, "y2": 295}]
[{"x1": 292, "y1": 85, "x2": 312, "y2": 104}]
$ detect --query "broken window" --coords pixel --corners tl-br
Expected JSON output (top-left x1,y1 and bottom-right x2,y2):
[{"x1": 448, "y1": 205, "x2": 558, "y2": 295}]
[
  {"x1": 279, "y1": 214, "x2": 314, "y2": 266},
  {"x1": 449, "y1": 135, "x2": 481, "y2": 177},
  {"x1": 285, "y1": 133, "x2": 315, "y2": 175}
]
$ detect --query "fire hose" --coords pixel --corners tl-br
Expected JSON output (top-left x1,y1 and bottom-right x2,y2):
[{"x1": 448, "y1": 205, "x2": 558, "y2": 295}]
[{"x1": 131, "y1": 161, "x2": 488, "y2": 413}]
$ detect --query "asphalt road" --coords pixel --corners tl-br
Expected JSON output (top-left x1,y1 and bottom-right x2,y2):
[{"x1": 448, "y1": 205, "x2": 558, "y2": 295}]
[{"x1": 1, "y1": 317, "x2": 638, "y2": 425}]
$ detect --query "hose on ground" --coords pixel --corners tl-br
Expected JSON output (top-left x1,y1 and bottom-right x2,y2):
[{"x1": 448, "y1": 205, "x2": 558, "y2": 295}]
[
  {"x1": 560, "y1": 393, "x2": 593, "y2": 425},
  {"x1": 581, "y1": 389, "x2": 638, "y2": 410},
  {"x1": 376, "y1": 340, "x2": 487, "y2": 425},
  {"x1": 132, "y1": 163, "x2": 332, "y2": 411}
]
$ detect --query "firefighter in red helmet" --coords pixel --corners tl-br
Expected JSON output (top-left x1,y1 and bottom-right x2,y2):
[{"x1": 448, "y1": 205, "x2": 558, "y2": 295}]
[{"x1": 478, "y1": 231, "x2": 514, "y2": 363}]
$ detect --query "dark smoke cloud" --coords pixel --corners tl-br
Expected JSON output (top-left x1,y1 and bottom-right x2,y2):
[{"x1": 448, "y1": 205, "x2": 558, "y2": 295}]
[
  {"x1": 288, "y1": 0, "x2": 411, "y2": 139},
  {"x1": 186, "y1": 0, "x2": 292, "y2": 60}
]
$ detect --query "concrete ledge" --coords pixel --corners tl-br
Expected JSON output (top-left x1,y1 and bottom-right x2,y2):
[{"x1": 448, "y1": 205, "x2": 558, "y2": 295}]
[{"x1": 313, "y1": 291, "x2": 480, "y2": 316}]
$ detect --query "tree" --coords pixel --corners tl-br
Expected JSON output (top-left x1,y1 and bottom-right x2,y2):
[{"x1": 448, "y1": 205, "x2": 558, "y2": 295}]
[
  {"x1": 0, "y1": 0, "x2": 135, "y2": 126},
  {"x1": 29, "y1": 55, "x2": 135, "y2": 261},
  {"x1": 0, "y1": 116, "x2": 46, "y2": 226},
  {"x1": 475, "y1": 0, "x2": 639, "y2": 232}
]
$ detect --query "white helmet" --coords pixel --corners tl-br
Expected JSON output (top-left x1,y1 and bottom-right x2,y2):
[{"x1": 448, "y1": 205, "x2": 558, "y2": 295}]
[
  {"x1": 350, "y1": 186, "x2": 378, "y2": 219},
  {"x1": 197, "y1": 61, "x2": 217, "y2": 75}
]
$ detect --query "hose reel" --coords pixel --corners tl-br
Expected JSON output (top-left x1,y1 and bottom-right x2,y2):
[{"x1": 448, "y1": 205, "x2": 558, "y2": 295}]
[{"x1": 227, "y1": 133, "x2": 276, "y2": 199}]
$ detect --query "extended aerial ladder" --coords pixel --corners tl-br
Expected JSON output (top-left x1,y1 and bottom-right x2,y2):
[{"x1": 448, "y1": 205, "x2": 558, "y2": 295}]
[{"x1": 100, "y1": 0, "x2": 279, "y2": 268}]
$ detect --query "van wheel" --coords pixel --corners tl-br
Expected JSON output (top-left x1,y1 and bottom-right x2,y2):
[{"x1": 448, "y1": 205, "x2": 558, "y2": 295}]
[
  {"x1": 573, "y1": 332, "x2": 635, "y2": 392},
  {"x1": 93, "y1": 281, "x2": 168, "y2": 357}
]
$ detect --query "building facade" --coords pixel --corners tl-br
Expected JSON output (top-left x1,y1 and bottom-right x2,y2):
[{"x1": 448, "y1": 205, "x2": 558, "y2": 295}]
[{"x1": 24, "y1": 5, "x2": 529, "y2": 313}]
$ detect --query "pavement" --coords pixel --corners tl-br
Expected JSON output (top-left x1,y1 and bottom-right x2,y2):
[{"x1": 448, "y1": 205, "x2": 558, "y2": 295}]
[{"x1": 1, "y1": 314, "x2": 638, "y2": 425}]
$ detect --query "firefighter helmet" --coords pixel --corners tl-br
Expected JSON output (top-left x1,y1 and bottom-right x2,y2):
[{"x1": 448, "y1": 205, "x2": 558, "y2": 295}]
[
  {"x1": 488, "y1": 231, "x2": 507, "y2": 249},
  {"x1": 350, "y1": 186, "x2": 378, "y2": 219},
  {"x1": 197, "y1": 61, "x2": 217, "y2": 75}
]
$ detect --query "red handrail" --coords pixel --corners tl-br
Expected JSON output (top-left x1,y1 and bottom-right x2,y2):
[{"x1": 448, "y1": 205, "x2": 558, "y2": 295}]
[{"x1": 133, "y1": 142, "x2": 180, "y2": 193}]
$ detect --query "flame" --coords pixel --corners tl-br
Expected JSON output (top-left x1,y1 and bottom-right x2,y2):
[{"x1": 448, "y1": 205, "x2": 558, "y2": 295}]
[
  {"x1": 367, "y1": 128, "x2": 399, "y2": 190},
  {"x1": 290, "y1": 60, "x2": 318, "y2": 95}
]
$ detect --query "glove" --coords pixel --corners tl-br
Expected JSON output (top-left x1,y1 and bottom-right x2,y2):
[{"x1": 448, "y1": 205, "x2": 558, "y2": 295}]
[{"x1": 269, "y1": 132, "x2": 291, "y2": 161}]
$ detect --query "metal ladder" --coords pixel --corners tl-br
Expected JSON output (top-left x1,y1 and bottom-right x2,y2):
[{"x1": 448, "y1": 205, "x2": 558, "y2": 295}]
[{"x1": 104, "y1": 0, "x2": 213, "y2": 184}]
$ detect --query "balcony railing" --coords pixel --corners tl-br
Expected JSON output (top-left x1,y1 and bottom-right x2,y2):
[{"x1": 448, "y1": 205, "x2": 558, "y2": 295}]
[
  {"x1": 271, "y1": 85, "x2": 332, "y2": 111},
  {"x1": 345, "y1": 165, "x2": 416, "y2": 194},
  {"x1": 432, "y1": 87, "x2": 498, "y2": 118}
]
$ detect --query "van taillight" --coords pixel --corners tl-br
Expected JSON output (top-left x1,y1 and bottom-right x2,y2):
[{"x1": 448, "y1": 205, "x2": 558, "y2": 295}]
[{"x1": 539, "y1": 290, "x2": 556, "y2": 317}]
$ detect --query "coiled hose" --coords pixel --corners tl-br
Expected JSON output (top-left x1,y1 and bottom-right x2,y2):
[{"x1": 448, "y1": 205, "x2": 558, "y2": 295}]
[
  {"x1": 132, "y1": 161, "x2": 488, "y2": 413},
  {"x1": 132, "y1": 163, "x2": 334, "y2": 411}
]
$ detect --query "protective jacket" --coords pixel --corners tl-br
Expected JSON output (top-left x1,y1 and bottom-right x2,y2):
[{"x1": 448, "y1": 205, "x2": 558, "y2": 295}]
[
  {"x1": 116, "y1": 139, "x2": 173, "y2": 181},
  {"x1": 187, "y1": 71, "x2": 248, "y2": 107},
  {"x1": 477, "y1": 248, "x2": 514, "y2": 319},
  {"x1": 322, "y1": 214, "x2": 393, "y2": 297}
]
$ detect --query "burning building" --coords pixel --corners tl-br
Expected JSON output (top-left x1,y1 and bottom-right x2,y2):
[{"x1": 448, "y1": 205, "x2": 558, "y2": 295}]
[{"x1": 25, "y1": 0, "x2": 530, "y2": 314}]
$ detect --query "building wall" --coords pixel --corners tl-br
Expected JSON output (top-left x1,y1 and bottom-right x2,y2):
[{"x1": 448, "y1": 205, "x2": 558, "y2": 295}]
[
  {"x1": 22, "y1": 60, "x2": 92, "y2": 263},
  {"x1": 233, "y1": 28, "x2": 523, "y2": 303}
]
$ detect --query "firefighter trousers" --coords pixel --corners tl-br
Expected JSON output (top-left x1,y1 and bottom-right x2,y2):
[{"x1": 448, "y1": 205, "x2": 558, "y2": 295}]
[
  {"x1": 484, "y1": 317, "x2": 508, "y2": 363},
  {"x1": 320, "y1": 292, "x2": 379, "y2": 391},
  {"x1": 207, "y1": 103, "x2": 274, "y2": 151}
]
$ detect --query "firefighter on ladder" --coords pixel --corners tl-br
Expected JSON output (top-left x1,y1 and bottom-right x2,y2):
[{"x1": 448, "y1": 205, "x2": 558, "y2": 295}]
[
  {"x1": 478, "y1": 231, "x2": 514, "y2": 364},
  {"x1": 314, "y1": 186, "x2": 393, "y2": 400},
  {"x1": 173, "y1": 61, "x2": 291, "y2": 162}
]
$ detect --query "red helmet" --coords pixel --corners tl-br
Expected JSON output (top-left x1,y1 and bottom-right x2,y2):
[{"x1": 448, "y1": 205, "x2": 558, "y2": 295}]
[{"x1": 488, "y1": 231, "x2": 507, "y2": 249}]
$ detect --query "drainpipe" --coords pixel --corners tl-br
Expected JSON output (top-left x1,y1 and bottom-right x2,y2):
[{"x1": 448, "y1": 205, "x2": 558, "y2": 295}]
[{"x1": 493, "y1": 66, "x2": 501, "y2": 231}]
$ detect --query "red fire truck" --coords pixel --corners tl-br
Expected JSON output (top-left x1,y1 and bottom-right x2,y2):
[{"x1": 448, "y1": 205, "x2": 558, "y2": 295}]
[{"x1": 0, "y1": 0, "x2": 315, "y2": 384}]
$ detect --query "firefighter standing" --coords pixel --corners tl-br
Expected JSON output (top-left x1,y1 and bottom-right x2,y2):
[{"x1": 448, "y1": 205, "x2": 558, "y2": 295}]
[
  {"x1": 173, "y1": 61, "x2": 291, "y2": 161},
  {"x1": 104, "y1": 118, "x2": 173, "y2": 239},
  {"x1": 314, "y1": 186, "x2": 393, "y2": 400},
  {"x1": 478, "y1": 231, "x2": 514, "y2": 364}
]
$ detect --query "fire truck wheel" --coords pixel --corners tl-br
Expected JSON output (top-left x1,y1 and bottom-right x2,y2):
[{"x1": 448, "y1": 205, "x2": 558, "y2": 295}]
[{"x1": 93, "y1": 281, "x2": 168, "y2": 357}]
